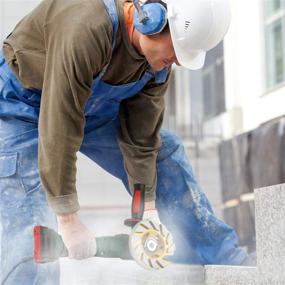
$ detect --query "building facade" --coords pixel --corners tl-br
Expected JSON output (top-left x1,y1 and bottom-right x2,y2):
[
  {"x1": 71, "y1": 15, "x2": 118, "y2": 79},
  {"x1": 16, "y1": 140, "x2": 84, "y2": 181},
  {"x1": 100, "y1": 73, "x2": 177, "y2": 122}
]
[{"x1": 165, "y1": 0, "x2": 285, "y2": 251}]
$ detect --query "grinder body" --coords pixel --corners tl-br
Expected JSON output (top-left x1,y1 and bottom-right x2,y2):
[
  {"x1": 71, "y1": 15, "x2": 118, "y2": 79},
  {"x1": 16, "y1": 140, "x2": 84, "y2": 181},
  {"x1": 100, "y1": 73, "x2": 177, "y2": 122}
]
[{"x1": 34, "y1": 225, "x2": 132, "y2": 263}]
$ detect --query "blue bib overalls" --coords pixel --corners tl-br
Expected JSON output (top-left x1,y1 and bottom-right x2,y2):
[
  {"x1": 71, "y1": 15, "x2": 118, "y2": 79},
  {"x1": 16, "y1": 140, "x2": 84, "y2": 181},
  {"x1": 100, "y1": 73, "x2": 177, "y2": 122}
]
[{"x1": 0, "y1": 0, "x2": 247, "y2": 283}]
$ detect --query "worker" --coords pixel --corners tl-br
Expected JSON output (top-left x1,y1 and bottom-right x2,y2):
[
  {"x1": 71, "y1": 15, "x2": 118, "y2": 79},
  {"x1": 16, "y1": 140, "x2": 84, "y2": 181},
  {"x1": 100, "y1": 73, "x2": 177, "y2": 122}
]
[{"x1": 0, "y1": 0, "x2": 252, "y2": 284}]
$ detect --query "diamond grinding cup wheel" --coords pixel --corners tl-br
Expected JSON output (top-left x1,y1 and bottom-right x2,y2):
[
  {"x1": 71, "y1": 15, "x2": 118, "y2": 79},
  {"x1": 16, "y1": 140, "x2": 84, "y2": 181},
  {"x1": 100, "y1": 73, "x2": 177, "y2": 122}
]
[{"x1": 129, "y1": 219, "x2": 176, "y2": 270}]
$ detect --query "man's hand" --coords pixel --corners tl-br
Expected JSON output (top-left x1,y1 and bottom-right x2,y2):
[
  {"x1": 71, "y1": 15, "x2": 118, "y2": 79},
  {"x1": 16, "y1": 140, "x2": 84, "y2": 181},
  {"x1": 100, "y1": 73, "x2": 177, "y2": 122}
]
[
  {"x1": 129, "y1": 202, "x2": 176, "y2": 270},
  {"x1": 143, "y1": 208, "x2": 161, "y2": 223},
  {"x1": 57, "y1": 213, "x2": 97, "y2": 259},
  {"x1": 144, "y1": 200, "x2": 156, "y2": 211},
  {"x1": 143, "y1": 204, "x2": 175, "y2": 248},
  {"x1": 143, "y1": 201, "x2": 160, "y2": 222}
]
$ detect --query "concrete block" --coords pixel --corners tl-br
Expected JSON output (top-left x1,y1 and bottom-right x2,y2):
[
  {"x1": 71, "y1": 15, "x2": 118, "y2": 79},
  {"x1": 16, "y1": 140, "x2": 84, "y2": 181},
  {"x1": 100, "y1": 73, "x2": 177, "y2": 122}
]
[
  {"x1": 205, "y1": 266, "x2": 257, "y2": 285},
  {"x1": 255, "y1": 184, "x2": 285, "y2": 284},
  {"x1": 205, "y1": 184, "x2": 285, "y2": 285}
]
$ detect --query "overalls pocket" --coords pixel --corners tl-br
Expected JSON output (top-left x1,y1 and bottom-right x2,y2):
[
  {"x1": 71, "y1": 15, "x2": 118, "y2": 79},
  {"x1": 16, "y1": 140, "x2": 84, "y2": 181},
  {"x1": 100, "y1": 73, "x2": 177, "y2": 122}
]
[{"x1": 0, "y1": 152, "x2": 26, "y2": 209}]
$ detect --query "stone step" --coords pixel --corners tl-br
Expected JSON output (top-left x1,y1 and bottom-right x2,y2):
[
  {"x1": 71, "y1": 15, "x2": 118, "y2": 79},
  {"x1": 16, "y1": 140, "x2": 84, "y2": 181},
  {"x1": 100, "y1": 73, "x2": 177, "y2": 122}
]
[
  {"x1": 205, "y1": 184, "x2": 285, "y2": 284},
  {"x1": 61, "y1": 260, "x2": 205, "y2": 285},
  {"x1": 205, "y1": 266, "x2": 257, "y2": 285},
  {"x1": 255, "y1": 184, "x2": 285, "y2": 284}
]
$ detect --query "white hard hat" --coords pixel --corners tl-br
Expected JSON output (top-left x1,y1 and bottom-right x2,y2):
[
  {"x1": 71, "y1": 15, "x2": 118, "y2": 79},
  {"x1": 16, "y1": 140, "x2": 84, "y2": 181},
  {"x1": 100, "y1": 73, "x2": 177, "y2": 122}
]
[{"x1": 164, "y1": 0, "x2": 231, "y2": 70}]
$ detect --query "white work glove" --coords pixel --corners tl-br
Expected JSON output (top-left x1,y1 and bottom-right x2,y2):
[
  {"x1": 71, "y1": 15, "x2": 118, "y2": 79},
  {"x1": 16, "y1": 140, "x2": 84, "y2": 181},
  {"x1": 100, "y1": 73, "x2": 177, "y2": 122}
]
[
  {"x1": 142, "y1": 209, "x2": 161, "y2": 223},
  {"x1": 57, "y1": 213, "x2": 97, "y2": 260},
  {"x1": 142, "y1": 208, "x2": 176, "y2": 257}
]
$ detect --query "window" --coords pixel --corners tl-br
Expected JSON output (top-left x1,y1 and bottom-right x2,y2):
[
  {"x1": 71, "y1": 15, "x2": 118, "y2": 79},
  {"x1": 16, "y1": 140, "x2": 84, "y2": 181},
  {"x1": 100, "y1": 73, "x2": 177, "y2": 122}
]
[
  {"x1": 202, "y1": 57, "x2": 226, "y2": 119},
  {"x1": 264, "y1": 0, "x2": 285, "y2": 89},
  {"x1": 189, "y1": 42, "x2": 226, "y2": 122}
]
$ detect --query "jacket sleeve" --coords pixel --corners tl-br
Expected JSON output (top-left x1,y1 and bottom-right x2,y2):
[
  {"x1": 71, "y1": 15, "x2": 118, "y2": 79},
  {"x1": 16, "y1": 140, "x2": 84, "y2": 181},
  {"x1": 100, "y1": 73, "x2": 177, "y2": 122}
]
[
  {"x1": 118, "y1": 69, "x2": 172, "y2": 202},
  {"x1": 39, "y1": 19, "x2": 112, "y2": 215}
]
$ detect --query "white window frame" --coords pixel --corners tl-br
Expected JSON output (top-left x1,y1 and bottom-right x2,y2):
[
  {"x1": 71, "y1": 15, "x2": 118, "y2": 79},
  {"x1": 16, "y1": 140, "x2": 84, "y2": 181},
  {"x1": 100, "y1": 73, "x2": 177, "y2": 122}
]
[{"x1": 264, "y1": 0, "x2": 285, "y2": 91}]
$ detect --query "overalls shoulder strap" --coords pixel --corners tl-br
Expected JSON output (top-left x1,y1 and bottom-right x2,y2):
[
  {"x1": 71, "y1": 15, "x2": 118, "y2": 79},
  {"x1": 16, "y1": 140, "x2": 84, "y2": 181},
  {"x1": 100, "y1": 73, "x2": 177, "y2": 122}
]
[
  {"x1": 98, "y1": 0, "x2": 119, "y2": 78},
  {"x1": 154, "y1": 68, "x2": 169, "y2": 84},
  {"x1": 102, "y1": 0, "x2": 119, "y2": 50}
]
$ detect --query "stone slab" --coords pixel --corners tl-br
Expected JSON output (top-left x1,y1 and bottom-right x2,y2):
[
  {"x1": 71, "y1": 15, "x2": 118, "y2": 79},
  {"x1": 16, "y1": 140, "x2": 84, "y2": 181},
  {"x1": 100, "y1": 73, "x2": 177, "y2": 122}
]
[
  {"x1": 61, "y1": 259, "x2": 205, "y2": 285},
  {"x1": 255, "y1": 184, "x2": 285, "y2": 284},
  {"x1": 205, "y1": 266, "x2": 257, "y2": 285}
]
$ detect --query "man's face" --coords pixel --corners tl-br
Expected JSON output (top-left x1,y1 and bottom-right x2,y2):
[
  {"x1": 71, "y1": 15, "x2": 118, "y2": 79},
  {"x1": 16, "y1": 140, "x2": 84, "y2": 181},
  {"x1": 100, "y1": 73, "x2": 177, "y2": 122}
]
[{"x1": 139, "y1": 31, "x2": 180, "y2": 71}]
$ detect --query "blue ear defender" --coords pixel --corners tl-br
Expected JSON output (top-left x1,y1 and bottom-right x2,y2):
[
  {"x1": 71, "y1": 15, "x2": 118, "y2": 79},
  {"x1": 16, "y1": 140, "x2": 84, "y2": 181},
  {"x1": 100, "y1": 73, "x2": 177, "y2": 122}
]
[{"x1": 133, "y1": 1, "x2": 168, "y2": 35}]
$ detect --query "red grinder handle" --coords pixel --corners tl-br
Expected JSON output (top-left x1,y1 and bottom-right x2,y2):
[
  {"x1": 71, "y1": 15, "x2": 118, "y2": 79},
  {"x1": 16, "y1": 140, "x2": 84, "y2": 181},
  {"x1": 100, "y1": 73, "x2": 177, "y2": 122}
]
[{"x1": 124, "y1": 184, "x2": 145, "y2": 228}]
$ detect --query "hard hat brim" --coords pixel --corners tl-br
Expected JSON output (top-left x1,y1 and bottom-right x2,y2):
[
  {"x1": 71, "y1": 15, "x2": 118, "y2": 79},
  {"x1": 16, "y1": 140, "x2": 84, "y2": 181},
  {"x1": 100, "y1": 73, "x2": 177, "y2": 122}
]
[
  {"x1": 170, "y1": 27, "x2": 206, "y2": 70},
  {"x1": 176, "y1": 47, "x2": 206, "y2": 70}
]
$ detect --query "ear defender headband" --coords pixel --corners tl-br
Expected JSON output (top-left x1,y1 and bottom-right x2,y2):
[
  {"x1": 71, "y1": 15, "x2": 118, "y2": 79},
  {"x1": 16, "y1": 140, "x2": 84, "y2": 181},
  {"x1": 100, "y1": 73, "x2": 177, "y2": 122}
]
[{"x1": 133, "y1": 0, "x2": 168, "y2": 35}]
